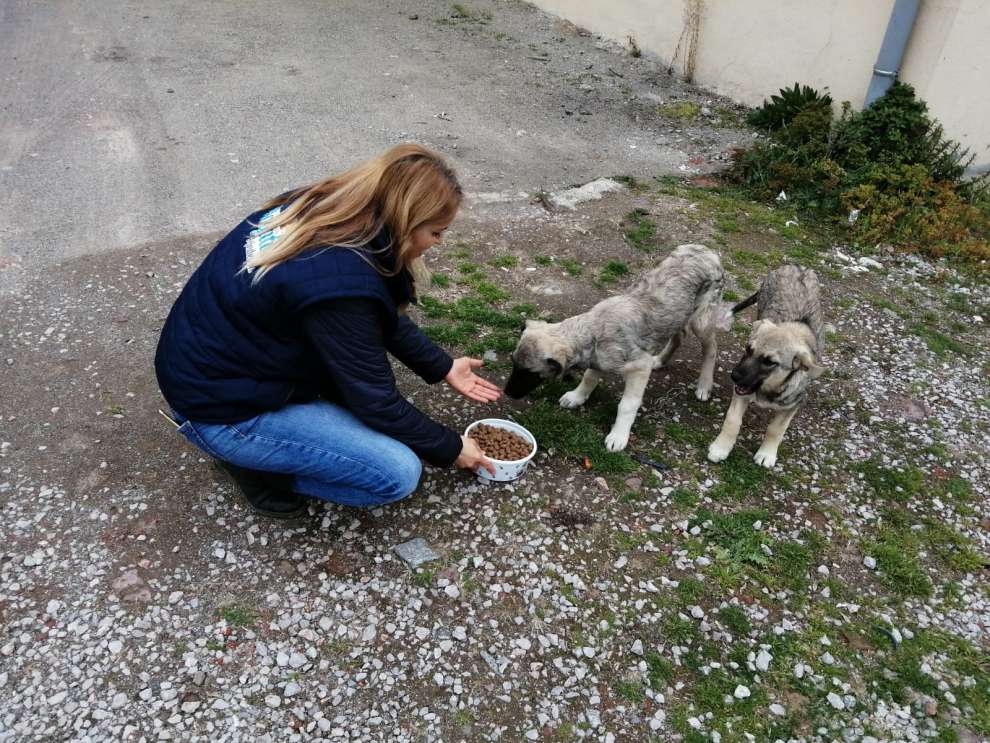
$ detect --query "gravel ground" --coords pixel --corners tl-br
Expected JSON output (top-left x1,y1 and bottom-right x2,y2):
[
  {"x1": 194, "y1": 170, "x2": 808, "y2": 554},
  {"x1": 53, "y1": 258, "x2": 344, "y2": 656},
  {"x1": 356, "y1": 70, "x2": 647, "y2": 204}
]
[
  {"x1": 1, "y1": 3, "x2": 988, "y2": 741},
  {"x1": 1, "y1": 180, "x2": 988, "y2": 742}
]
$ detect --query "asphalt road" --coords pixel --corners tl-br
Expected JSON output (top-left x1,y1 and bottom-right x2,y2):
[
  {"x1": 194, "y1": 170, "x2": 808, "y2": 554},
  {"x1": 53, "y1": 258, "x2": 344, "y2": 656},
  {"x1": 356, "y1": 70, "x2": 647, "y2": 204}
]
[{"x1": 0, "y1": 0, "x2": 747, "y2": 290}]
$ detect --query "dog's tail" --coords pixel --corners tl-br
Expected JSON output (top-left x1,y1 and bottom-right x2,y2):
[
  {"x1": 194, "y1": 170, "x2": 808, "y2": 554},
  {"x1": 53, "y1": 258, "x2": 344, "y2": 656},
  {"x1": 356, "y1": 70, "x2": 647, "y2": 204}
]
[{"x1": 731, "y1": 288, "x2": 761, "y2": 314}]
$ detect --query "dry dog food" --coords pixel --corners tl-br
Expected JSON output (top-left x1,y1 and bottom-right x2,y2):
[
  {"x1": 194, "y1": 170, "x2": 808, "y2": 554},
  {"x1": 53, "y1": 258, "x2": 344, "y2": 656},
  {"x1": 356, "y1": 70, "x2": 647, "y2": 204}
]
[{"x1": 469, "y1": 424, "x2": 533, "y2": 461}]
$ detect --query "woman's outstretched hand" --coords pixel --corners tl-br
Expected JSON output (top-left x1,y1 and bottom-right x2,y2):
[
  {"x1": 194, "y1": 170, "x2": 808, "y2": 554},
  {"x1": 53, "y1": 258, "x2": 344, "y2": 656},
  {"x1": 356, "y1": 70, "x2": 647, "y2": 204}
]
[
  {"x1": 445, "y1": 357, "x2": 502, "y2": 403},
  {"x1": 456, "y1": 435, "x2": 496, "y2": 475}
]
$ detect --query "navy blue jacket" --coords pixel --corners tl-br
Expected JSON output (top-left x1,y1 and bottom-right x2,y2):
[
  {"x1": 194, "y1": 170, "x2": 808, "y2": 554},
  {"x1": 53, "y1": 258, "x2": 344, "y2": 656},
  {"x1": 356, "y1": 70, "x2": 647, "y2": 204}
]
[{"x1": 154, "y1": 206, "x2": 462, "y2": 467}]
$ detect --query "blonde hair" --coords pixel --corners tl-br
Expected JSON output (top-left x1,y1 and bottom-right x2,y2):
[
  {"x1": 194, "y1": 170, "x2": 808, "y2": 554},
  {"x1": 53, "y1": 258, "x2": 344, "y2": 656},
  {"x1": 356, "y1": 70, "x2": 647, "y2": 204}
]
[{"x1": 244, "y1": 143, "x2": 462, "y2": 282}]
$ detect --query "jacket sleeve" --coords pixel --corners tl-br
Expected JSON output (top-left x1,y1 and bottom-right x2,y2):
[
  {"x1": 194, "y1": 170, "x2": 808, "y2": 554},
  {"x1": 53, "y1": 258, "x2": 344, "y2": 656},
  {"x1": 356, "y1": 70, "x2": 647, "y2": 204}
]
[
  {"x1": 386, "y1": 313, "x2": 454, "y2": 384},
  {"x1": 301, "y1": 300, "x2": 463, "y2": 468}
]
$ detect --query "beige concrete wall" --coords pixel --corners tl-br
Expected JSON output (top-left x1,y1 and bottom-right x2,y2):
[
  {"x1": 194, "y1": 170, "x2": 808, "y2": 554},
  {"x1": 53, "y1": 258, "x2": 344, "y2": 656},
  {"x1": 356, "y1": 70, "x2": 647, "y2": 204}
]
[{"x1": 531, "y1": 0, "x2": 990, "y2": 167}]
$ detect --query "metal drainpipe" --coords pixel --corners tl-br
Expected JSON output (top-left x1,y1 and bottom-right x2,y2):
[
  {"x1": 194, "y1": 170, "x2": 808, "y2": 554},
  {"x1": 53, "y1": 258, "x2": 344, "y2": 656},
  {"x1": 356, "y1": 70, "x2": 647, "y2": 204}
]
[{"x1": 864, "y1": 0, "x2": 921, "y2": 106}]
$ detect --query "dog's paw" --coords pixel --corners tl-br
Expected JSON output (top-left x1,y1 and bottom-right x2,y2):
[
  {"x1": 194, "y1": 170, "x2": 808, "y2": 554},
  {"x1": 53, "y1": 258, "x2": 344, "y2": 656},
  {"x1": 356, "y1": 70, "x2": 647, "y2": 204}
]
[
  {"x1": 695, "y1": 384, "x2": 712, "y2": 402},
  {"x1": 707, "y1": 438, "x2": 732, "y2": 463},
  {"x1": 559, "y1": 391, "x2": 587, "y2": 409},
  {"x1": 753, "y1": 448, "x2": 778, "y2": 469},
  {"x1": 604, "y1": 430, "x2": 629, "y2": 452}
]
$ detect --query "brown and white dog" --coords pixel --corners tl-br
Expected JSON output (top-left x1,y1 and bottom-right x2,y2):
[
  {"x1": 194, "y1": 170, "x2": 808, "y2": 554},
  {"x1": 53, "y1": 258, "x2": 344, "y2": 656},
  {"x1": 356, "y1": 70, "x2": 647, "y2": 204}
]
[{"x1": 708, "y1": 265, "x2": 825, "y2": 469}]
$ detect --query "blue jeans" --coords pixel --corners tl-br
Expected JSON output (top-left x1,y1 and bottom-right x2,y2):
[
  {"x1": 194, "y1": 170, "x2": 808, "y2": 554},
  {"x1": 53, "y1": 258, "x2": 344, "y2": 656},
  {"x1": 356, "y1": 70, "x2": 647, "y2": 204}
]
[{"x1": 175, "y1": 401, "x2": 422, "y2": 508}]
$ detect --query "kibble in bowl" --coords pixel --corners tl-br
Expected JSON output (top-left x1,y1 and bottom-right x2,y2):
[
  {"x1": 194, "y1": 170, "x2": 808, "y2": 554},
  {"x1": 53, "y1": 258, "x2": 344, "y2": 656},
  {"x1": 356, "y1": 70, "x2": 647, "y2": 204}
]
[{"x1": 464, "y1": 418, "x2": 538, "y2": 482}]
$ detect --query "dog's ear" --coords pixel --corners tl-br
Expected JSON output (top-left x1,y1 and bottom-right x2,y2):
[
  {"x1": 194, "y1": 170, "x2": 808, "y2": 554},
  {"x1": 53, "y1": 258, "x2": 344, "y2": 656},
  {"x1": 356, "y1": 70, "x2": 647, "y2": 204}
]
[
  {"x1": 751, "y1": 319, "x2": 775, "y2": 335},
  {"x1": 794, "y1": 348, "x2": 825, "y2": 379}
]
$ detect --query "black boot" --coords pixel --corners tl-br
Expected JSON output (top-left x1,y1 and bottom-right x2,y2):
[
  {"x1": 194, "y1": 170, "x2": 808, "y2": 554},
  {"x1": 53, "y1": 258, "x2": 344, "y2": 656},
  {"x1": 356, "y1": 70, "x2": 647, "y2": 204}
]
[{"x1": 212, "y1": 460, "x2": 308, "y2": 519}]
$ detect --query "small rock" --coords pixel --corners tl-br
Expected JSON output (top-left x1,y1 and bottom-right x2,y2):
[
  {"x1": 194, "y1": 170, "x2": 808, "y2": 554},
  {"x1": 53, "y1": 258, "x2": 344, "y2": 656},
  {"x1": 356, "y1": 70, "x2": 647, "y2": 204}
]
[
  {"x1": 755, "y1": 650, "x2": 772, "y2": 672},
  {"x1": 863, "y1": 555, "x2": 877, "y2": 570},
  {"x1": 734, "y1": 685, "x2": 751, "y2": 699},
  {"x1": 827, "y1": 692, "x2": 844, "y2": 710},
  {"x1": 265, "y1": 694, "x2": 281, "y2": 708},
  {"x1": 284, "y1": 682, "x2": 301, "y2": 698},
  {"x1": 393, "y1": 538, "x2": 439, "y2": 569},
  {"x1": 769, "y1": 703, "x2": 786, "y2": 716},
  {"x1": 630, "y1": 639, "x2": 644, "y2": 656}
]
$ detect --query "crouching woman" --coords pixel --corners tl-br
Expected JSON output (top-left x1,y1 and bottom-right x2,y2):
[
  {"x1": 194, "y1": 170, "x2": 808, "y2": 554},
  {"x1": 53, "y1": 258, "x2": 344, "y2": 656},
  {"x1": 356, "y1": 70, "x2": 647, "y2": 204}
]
[{"x1": 155, "y1": 144, "x2": 498, "y2": 518}]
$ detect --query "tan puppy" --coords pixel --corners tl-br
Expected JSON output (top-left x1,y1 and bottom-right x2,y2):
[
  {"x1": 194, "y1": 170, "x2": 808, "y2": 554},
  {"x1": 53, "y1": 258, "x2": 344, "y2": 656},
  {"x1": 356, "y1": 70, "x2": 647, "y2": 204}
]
[{"x1": 708, "y1": 265, "x2": 825, "y2": 468}]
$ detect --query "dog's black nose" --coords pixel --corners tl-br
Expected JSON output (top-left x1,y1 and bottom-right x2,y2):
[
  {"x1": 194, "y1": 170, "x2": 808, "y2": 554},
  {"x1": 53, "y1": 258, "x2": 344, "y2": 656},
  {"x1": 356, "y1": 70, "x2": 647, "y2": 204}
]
[
  {"x1": 730, "y1": 367, "x2": 744, "y2": 385},
  {"x1": 504, "y1": 364, "x2": 544, "y2": 399}
]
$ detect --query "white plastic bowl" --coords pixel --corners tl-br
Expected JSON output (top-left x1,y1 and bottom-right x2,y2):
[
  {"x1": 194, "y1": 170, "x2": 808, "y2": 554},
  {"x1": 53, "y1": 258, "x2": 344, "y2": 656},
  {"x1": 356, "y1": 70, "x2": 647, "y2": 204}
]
[{"x1": 464, "y1": 418, "x2": 538, "y2": 482}]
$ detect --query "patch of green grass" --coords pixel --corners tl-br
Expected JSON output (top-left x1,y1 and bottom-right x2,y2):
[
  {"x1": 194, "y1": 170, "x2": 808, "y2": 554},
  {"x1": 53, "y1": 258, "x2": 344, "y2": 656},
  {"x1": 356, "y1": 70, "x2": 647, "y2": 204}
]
[
  {"x1": 614, "y1": 679, "x2": 647, "y2": 704},
  {"x1": 911, "y1": 323, "x2": 968, "y2": 357},
  {"x1": 431, "y1": 273, "x2": 451, "y2": 288},
  {"x1": 869, "y1": 629, "x2": 990, "y2": 735},
  {"x1": 473, "y1": 280, "x2": 510, "y2": 303},
  {"x1": 671, "y1": 487, "x2": 699, "y2": 510},
  {"x1": 205, "y1": 639, "x2": 224, "y2": 651},
  {"x1": 716, "y1": 216, "x2": 740, "y2": 234},
  {"x1": 736, "y1": 274, "x2": 757, "y2": 291},
  {"x1": 676, "y1": 576, "x2": 706, "y2": 605},
  {"x1": 215, "y1": 604, "x2": 259, "y2": 627},
  {"x1": 716, "y1": 605, "x2": 751, "y2": 636},
  {"x1": 599, "y1": 260, "x2": 630, "y2": 283},
  {"x1": 658, "y1": 101, "x2": 701, "y2": 121},
  {"x1": 709, "y1": 450, "x2": 768, "y2": 500},
  {"x1": 693, "y1": 508, "x2": 771, "y2": 568},
  {"x1": 864, "y1": 528, "x2": 933, "y2": 598},
  {"x1": 514, "y1": 392, "x2": 636, "y2": 474},
  {"x1": 534, "y1": 255, "x2": 554, "y2": 267},
  {"x1": 767, "y1": 537, "x2": 815, "y2": 592},
  {"x1": 854, "y1": 457, "x2": 925, "y2": 502},
  {"x1": 458, "y1": 261, "x2": 480, "y2": 274},
  {"x1": 560, "y1": 258, "x2": 583, "y2": 276},
  {"x1": 413, "y1": 568, "x2": 436, "y2": 588},
  {"x1": 722, "y1": 289, "x2": 740, "y2": 302},
  {"x1": 730, "y1": 247, "x2": 784, "y2": 270},
  {"x1": 923, "y1": 520, "x2": 985, "y2": 573},
  {"x1": 490, "y1": 255, "x2": 519, "y2": 268},
  {"x1": 422, "y1": 321, "x2": 479, "y2": 346},
  {"x1": 623, "y1": 209, "x2": 657, "y2": 251},
  {"x1": 645, "y1": 651, "x2": 676, "y2": 688},
  {"x1": 452, "y1": 709, "x2": 475, "y2": 726},
  {"x1": 662, "y1": 421, "x2": 708, "y2": 448}
]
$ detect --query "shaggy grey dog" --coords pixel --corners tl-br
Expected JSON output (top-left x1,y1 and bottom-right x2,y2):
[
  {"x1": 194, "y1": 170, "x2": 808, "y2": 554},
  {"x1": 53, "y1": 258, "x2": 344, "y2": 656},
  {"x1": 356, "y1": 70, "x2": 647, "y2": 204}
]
[
  {"x1": 708, "y1": 264, "x2": 825, "y2": 468},
  {"x1": 505, "y1": 244, "x2": 730, "y2": 452}
]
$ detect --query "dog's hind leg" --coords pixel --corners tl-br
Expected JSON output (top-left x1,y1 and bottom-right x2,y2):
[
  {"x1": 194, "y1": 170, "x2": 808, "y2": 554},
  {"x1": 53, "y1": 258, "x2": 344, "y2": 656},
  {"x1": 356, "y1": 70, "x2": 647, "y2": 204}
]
[
  {"x1": 753, "y1": 406, "x2": 798, "y2": 469},
  {"x1": 694, "y1": 330, "x2": 717, "y2": 401},
  {"x1": 559, "y1": 369, "x2": 601, "y2": 409},
  {"x1": 605, "y1": 362, "x2": 652, "y2": 452},
  {"x1": 707, "y1": 393, "x2": 750, "y2": 462},
  {"x1": 653, "y1": 330, "x2": 684, "y2": 369}
]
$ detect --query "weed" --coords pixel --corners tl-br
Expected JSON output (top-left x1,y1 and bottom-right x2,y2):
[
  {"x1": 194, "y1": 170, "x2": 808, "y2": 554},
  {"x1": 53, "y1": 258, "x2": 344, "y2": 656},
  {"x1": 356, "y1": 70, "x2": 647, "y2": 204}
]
[
  {"x1": 614, "y1": 679, "x2": 646, "y2": 704},
  {"x1": 490, "y1": 255, "x2": 519, "y2": 268},
  {"x1": 671, "y1": 487, "x2": 699, "y2": 510},
  {"x1": 413, "y1": 568, "x2": 436, "y2": 588},
  {"x1": 623, "y1": 209, "x2": 657, "y2": 251},
  {"x1": 910, "y1": 323, "x2": 968, "y2": 356},
  {"x1": 709, "y1": 450, "x2": 768, "y2": 501},
  {"x1": 853, "y1": 458, "x2": 924, "y2": 502},
  {"x1": 215, "y1": 604, "x2": 259, "y2": 627},
  {"x1": 693, "y1": 508, "x2": 771, "y2": 567},
  {"x1": 864, "y1": 528, "x2": 933, "y2": 598},
  {"x1": 716, "y1": 605, "x2": 751, "y2": 636},
  {"x1": 599, "y1": 260, "x2": 630, "y2": 283},
  {"x1": 534, "y1": 255, "x2": 554, "y2": 266},
  {"x1": 560, "y1": 258, "x2": 583, "y2": 276},
  {"x1": 645, "y1": 651, "x2": 676, "y2": 688},
  {"x1": 431, "y1": 273, "x2": 451, "y2": 288},
  {"x1": 658, "y1": 101, "x2": 701, "y2": 121}
]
